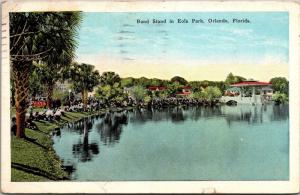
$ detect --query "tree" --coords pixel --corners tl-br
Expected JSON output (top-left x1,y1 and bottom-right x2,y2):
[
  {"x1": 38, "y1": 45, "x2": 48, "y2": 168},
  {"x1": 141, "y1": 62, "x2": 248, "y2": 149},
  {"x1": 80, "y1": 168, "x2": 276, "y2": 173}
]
[
  {"x1": 134, "y1": 77, "x2": 151, "y2": 87},
  {"x1": 100, "y1": 72, "x2": 121, "y2": 86},
  {"x1": 121, "y1": 77, "x2": 134, "y2": 88},
  {"x1": 270, "y1": 77, "x2": 289, "y2": 95},
  {"x1": 189, "y1": 81, "x2": 202, "y2": 92},
  {"x1": 272, "y1": 92, "x2": 288, "y2": 104},
  {"x1": 204, "y1": 86, "x2": 222, "y2": 101},
  {"x1": 170, "y1": 76, "x2": 188, "y2": 85},
  {"x1": 132, "y1": 85, "x2": 147, "y2": 106},
  {"x1": 96, "y1": 72, "x2": 124, "y2": 102},
  {"x1": 29, "y1": 65, "x2": 45, "y2": 98},
  {"x1": 167, "y1": 81, "x2": 183, "y2": 96},
  {"x1": 96, "y1": 82, "x2": 124, "y2": 102},
  {"x1": 33, "y1": 62, "x2": 67, "y2": 108},
  {"x1": 149, "y1": 78, "x2": 162, "y2": 86},
  {"x1": 10, "y1": 12, "x2": 81, "y2": 138},
  {"x1": 192, "y1": 86, "x2": 222, "y2": 102},
  {"x1": 225, "y1": 72, "x2": 246, "y2": 85},
  {"x1": 70, "y1": 63, "x2": 100, "y2": 110}
]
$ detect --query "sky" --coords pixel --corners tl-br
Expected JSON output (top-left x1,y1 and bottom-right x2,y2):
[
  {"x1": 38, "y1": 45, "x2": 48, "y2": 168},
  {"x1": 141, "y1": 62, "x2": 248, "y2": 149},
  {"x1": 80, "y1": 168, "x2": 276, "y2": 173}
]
[{"x1": 75, "y1": 12, "x2": 289, "y2": 81}]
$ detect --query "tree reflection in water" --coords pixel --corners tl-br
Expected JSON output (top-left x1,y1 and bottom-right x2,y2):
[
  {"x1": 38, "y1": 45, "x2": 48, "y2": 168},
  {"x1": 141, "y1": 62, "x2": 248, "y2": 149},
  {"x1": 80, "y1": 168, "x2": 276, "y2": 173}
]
[
  {"x1": 224, "y1": 103, "x2": 289, "y2": 127},
  {"x1": 170, "y1": 107, "x2": 187, "y2": 123},
  {"x1": 271, "y1": 104, "x2": 289, "y2": 121},
  {"x1": 127, "y1": 104, "x2": 288, "y2": 127},
  {"x1": 128, "y1": 106, "x2": 223, "y2": 124},
  {"x1": 96, "y1": 111, "x2": 128, "y2": 146},
  {"x1": 72, "y1": 117, "x2": 99, "y2": 162}
]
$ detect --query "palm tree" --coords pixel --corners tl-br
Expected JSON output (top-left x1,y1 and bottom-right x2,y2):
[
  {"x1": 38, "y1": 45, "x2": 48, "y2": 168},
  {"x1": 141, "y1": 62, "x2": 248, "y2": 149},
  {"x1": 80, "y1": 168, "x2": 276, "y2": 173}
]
[
  {"x1": 100, "y1": 71, "x2": 121, "y2": 86},
  {"x1": 69, "y1": 63, "x2": 100, "y2": 110},
  {"x1": 95, "y1": 72, "x2": 123, "y2": 103},
  {"x1": 34, "y1": 62, "x2": 68, "y2": 108},
  {"x1": 10, "y1": 12, "x2": 81, "y2": 138}
]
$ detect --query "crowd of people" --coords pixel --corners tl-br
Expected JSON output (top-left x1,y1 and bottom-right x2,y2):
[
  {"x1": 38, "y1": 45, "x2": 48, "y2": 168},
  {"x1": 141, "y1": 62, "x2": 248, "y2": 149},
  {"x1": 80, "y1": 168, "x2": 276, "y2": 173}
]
[{"x1": 11, "y1": 96, "x2": 220, "y2": 135}]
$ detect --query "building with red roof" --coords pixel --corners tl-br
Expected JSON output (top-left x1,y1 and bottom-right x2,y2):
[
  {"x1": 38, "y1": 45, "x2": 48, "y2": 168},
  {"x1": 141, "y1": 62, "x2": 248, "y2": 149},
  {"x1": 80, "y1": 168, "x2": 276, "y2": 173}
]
[
  {"x1": 147, "y1": 86, "x2": 167, "y2": 91},
  {"x1": 176, "y1": 86, "x2": 192, "y2": 96},
  {"x1": 221, "y1": 79, "x2": 274, "y2": 104}
]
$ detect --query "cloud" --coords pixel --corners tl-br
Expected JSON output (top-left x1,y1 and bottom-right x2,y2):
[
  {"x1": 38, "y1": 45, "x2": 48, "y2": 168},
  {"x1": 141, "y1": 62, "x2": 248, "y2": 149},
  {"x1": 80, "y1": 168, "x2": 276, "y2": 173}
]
[
  {"x1": 80, "y1": 26, "x2": 105, "y2": 35},
  {"x1": 118, "y1": 30, "x2": 135, "y2": 34},
  {"x1": 122, "y1": 24, "x2": 134, "y2": 27}
]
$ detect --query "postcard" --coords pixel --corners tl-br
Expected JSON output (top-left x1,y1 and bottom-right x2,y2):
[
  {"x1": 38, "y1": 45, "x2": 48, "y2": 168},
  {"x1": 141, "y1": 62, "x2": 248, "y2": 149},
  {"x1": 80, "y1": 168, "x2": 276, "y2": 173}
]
[{"x1": 1, "y1": 0, "x2": 300, "y2": 193}]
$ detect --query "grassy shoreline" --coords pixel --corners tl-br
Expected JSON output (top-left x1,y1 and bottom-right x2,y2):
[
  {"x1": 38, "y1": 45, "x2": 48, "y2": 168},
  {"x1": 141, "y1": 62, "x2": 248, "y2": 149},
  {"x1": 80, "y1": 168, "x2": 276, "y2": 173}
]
[{"x1": 11, "y1": 111, "x2": 101, "y2": 181}]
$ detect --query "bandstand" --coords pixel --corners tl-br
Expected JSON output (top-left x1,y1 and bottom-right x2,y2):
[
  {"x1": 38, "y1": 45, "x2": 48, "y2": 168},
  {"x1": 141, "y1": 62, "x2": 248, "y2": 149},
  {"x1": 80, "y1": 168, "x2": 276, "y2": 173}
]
[{"x1": 221, "y1": 79, "x2": 273, "y2": 105}]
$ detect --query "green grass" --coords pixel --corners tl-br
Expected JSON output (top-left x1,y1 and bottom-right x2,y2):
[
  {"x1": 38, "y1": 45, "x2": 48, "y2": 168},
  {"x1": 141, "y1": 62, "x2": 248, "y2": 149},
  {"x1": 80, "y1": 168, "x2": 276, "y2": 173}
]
[
  {"x1": 11, "y1": 111, "x2": 98, "y2": 182},
  {"x1": 10, "y1": 107, "x2": 45, "y2": 118}
]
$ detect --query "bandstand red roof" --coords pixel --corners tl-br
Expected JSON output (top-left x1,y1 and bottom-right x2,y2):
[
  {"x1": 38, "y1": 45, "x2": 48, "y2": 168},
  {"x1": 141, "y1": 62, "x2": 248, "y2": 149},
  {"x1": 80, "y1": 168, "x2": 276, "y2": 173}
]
[{"x1": 230, "y1": 81, "x2": 271, "y2": 87}]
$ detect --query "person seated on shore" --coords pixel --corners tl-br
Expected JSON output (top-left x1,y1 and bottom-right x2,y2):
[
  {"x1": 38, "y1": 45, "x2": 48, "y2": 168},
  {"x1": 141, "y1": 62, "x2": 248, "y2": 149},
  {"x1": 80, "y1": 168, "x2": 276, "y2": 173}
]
[
  {"x1": 31, "y1": 111, "x2": 37, "y2": 121},
  {"x1": 45, "y1": 108, "x2": 54, "y2": 121},
  {"x1": 25, "y1": 112, "x2": 37, "y2": 130},
  {"x1": 37, "y1": 109, "x2": 47, "y2": 120},
  {"x1": 54, "y1": 108, "x2": 63, "y2": 120},
  {"x1": 25, "y1": 112, "x2": 31, "y2": 122},
  {"x1": 86, "y1": 104, "x2": 91, "y2": 112},
  {"x1": 11, "y1": 117, "x2": 16, "y2": 135}
]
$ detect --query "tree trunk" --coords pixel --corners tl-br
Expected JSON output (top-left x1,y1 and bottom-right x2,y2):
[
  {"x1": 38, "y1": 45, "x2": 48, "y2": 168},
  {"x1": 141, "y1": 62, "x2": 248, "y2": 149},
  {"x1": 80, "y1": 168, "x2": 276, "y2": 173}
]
[
  {"x1": 46, "y1": 83, "x2": 54, "y2": 108},
  {"x1": 82, "y1": 89, "x2": 88, "y2": 110},
  {"x1": 13, "y1": 63, "x2": 30, "y2": 138}
]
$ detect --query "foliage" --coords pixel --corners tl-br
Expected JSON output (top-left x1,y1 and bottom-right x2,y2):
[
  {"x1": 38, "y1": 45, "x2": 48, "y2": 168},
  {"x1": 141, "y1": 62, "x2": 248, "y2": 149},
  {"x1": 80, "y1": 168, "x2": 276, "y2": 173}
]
[
  {"x1": 96, "y1": 72, "x2": 124, "y2": 101},
  {"x1": 132, "y1": 85, "x2": 147, "y2": 103},
  {"x1": 10, "y1": 12, "x2": 82, "y2": 138},
  {"x1": 270, "y1": 77, "x2": 289, "y2": 95},
  {"x1": 52, "y1": 88, "x2": 69, "y2": 104},
  {"x1": 225, "y1": 72, "x2": 246, "y2": 85},
  {"x1": 149, "y1": 78, "x2": 162, "y2": 86},
  {"x1": 205, "y1": 86, "x2": 222, "y2": 100},
  {"x1": 134, "y1": 77, "x2": 151, "y2": 87},
  {"x1": 192, "y1": 86, "x2": 222, "y2": 101},
  {"x1": 166, "y1": 81, "x2": 183, "y2": 96},
  {"x1": 69, "y1": 63, "x2": 100, "y2": 93},
  {"x1": 10, "y1": 12, "x2": 82, "y2": 64},
  {"x1": 96, "y1": 83, "x2": 124, "y2": 101},
  {"x1": 272, "y1": 92, "x2": 288, "y2": 104},
  {"x1": 121, "y1": 77, "x2": 134, "y2": 88},
  {"x1": 189, "y1": 80, "x2": 226, "y2": 93},
  {"x1": 191, "y1": 91, "x2": 205, "y2": 99},
  {"x1": 144, "y1": 95, "x2": 152, "y2": 104},
  {"x1": 158, "y1": 90, "x2": 169, "y2": 99},
  {"x1": 29, "y1": 66, "x2": 45, "y2": 97},
  {"x1": 170, "y1": 76, "x2": 188, "y2": 85},
  {"x1": 100, "y1": 71, "x2": 121, "y2": 86}
]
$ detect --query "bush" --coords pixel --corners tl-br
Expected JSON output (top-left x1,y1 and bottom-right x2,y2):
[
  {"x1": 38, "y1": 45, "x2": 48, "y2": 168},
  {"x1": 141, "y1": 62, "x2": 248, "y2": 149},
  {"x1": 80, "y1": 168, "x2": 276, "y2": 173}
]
[
  {"x1": 132, "y1": 86, "x2": 148, "y2": 103},
  {"x1": 192, "y1": 86, "x2": 222, "y2": 101},
  {"x1": 272, "y1": 92, "x2": 288, "y2": 104},
  {"x1": 53, "y1": 89, "x2": 69, "y2": 105}
]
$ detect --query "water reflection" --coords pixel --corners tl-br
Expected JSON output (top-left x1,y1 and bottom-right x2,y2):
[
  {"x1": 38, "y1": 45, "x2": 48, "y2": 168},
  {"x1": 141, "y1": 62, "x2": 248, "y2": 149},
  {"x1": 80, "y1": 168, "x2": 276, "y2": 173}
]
[
  {"x1": 170, "y1": 107, "x2": 187, "y2": 123},
  {"x1": 271, "y1": 104, "x2": 289, "y2": 121},
  {"x1": 223, "y1": 104, "x2": 289, "y2": 126},
  {"x1": 129, "y1": 107, "x2": 188, "y2": 123},
  {"x1": 52, "y1": 103, "x2": 289, "y2": 181},
  {"x1": 96, "y1": 111, "x2": 128, "y2": 146},
  {"x1": 127, "y1": 104, "x2": 288, "y2": 126},
  {"x1": 72, "y1": 118, "x2": 99, "y2": 162}
]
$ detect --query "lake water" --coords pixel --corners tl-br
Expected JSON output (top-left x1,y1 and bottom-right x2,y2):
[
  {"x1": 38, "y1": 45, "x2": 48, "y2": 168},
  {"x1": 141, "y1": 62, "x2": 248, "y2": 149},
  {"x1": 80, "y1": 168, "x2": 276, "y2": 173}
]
[{"x1": 52, "y1": 104, "x2": 289, "y2": 181}]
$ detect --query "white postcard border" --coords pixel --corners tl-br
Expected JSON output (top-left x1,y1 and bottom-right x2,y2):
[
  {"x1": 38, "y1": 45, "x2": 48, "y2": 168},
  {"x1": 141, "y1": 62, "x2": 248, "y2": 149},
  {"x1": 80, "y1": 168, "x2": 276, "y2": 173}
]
[{"x1": 1, "y1": 0, "x2": 299, "y2": 193}]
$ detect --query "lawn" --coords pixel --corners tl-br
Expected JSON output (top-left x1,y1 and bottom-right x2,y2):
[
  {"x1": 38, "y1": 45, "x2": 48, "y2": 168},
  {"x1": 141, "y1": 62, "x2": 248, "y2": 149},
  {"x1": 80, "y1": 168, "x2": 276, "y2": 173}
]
[{"x1": 11, "y1": 111, "x2": 98, "y2": 181}]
